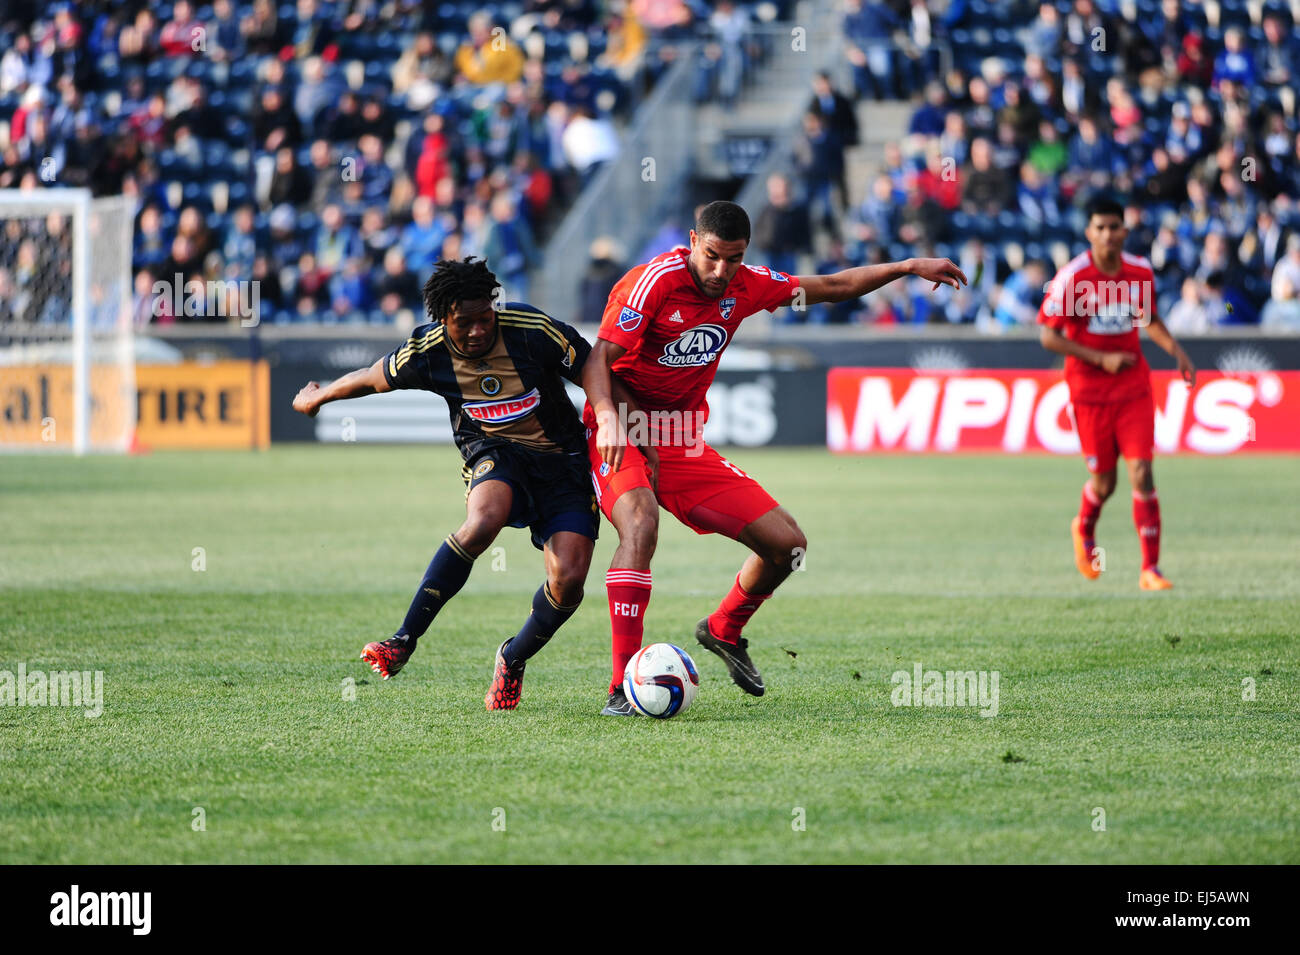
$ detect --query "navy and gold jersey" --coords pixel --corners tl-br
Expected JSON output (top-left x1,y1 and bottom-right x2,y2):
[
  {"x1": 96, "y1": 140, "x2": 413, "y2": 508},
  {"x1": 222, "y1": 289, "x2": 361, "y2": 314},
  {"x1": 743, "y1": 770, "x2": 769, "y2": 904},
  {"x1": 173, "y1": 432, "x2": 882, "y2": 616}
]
[{"x1": 382, "y1": 302, "x2": 591, "y2": 460}]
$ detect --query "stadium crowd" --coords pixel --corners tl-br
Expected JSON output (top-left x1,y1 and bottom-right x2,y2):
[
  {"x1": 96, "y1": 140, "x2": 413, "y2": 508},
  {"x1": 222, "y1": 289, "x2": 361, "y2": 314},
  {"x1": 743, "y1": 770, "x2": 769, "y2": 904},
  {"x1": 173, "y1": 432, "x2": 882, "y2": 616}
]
[
  {"x1": 0, "y1": 0, "x2": 788, "y2": 326},
  {"x1": 3, "y1": 0, "x2": 1299, "y2": 333},
  {"x1": 757, "y1": 0, "x2": 1300, "y2": 330}
]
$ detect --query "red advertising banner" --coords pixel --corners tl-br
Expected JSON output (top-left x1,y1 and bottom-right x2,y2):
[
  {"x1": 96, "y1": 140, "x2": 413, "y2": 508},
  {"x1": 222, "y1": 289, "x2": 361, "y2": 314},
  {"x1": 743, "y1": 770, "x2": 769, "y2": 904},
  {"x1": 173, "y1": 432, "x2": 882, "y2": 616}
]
[{"x1": 827, "y1": 369, "x2": 1300, "y2": 454}]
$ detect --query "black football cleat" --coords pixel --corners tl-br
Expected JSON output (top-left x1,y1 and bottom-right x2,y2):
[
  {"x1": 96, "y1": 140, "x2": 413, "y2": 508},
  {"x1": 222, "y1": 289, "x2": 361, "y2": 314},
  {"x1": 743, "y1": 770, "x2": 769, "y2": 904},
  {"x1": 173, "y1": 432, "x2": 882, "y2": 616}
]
[
  {"x1": 600, "y1": 686, "x2": 640, "y2": 716},
  {"x1": 361, "y1": 636, "x2": 414, "y2": 680},
  {"x1": 694, "y1": 617, "x2": 764, "y2": 696}
]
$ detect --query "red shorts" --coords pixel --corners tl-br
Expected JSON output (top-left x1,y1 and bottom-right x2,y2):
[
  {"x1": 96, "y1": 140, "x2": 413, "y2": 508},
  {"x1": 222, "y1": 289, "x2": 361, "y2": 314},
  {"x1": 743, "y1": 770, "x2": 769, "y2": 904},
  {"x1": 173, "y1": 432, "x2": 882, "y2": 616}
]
[
  {"x1": 1069, "y1": 393, "x2": 1155, "y2": 474},
  {"x1": 583, "y1": 404, "x2": 779, "y2": 539}
]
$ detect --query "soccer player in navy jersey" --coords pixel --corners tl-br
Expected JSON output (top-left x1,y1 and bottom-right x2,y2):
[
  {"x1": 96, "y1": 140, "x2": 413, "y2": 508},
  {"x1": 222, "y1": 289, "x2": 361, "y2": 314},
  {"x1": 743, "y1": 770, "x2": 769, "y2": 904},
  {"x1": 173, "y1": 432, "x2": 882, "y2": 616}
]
[{"x1": 293, "y1": 257, "x2": 598, "y2": 710}]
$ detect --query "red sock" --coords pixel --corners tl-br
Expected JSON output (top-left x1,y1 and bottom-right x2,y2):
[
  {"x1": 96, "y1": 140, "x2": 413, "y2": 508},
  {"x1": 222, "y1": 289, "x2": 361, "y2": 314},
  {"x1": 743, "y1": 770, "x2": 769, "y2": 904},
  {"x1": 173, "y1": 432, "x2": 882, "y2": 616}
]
[
  {"x1": 607, "y1": 569, "x2": 651, "y2": 692},
  {"x1": 1132, "y1": 490, "x2": 1161, "y2": 570},
  {"x1": 1078, "y1": 480, "x2": 1103, "y2": 544},
  {"x1": 708, "y1": 573, "x2": 771, "y2": 644}
]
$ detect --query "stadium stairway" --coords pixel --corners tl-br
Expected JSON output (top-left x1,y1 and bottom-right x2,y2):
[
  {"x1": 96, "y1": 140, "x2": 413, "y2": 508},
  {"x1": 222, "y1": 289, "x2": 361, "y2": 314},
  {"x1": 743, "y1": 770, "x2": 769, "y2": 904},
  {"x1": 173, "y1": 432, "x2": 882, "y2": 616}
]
[
  {"x1": 843, "y1": 101, "x2": 914, "y2": 210},
  {"x1": 691, "y1": 1, "x2": 845, "y2": 180},
  {"x1": 536, "y1": 0, "x2": 840, "y2": 323}
]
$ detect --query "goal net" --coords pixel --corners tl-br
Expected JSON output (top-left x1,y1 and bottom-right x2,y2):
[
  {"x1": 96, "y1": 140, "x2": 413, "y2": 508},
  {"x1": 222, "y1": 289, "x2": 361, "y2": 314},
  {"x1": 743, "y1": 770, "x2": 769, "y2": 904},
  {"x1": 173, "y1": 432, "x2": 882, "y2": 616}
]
[{"x1": 0, "y1": 190, "x2": 136, "y2": 454}]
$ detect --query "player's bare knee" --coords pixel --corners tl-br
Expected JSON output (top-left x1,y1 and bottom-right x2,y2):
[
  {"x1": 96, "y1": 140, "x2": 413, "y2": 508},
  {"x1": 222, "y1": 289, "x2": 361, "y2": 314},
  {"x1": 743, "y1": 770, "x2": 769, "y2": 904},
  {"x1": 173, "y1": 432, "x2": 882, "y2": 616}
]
[
  {"x1": 754, "y1": 526, "x2": 806, "y2": 570},
  {"x1": 1131, "y1": 460, "x2": 1154, "y2": 493},
  {"x1": 776, "y1": 530, "x2": 808, "y2": 569},
  {"x1": 1093, "y1": 474, "x2": 1117, "y2": 500},
  {"x1": 454, "y1": 518, "x2": 502, "y2": 556},
  {"x1": 618, "y1": 502, "x2": 658, "y2": 552},
  {"x1": 548, "y1": 575, "x2": 584, "y2": 606}
]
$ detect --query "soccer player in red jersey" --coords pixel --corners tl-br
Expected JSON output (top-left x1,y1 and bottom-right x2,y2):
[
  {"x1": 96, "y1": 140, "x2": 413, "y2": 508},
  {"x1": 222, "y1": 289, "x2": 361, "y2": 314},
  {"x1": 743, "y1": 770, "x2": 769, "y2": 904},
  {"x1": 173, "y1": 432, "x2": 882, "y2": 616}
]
[
  {"x1": 1038, "y1": 196, "x2": 1196, "y2": 590},
  {"x1": 583, "y1": 201, "x2": 966, "y2": 713}
]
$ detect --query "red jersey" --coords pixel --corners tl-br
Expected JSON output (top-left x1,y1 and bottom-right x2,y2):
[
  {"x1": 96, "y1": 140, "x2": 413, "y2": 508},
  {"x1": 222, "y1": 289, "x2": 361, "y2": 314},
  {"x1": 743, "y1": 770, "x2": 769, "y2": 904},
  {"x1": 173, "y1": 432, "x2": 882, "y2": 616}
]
[
  {"x1": 1037, "y1": 250, "x2": 1155, "y2": 403},
  {"x1": 597, "y1": 248, "x2": 798, "y2": 422}
]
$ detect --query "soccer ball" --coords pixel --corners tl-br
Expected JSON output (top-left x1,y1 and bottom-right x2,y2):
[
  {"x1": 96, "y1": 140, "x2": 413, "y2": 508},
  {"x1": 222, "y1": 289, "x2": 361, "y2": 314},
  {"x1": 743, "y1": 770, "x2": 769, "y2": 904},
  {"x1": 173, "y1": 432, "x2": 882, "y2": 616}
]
[{"x1": 623, "y1": 643, "x2": 700, "y2": 719}]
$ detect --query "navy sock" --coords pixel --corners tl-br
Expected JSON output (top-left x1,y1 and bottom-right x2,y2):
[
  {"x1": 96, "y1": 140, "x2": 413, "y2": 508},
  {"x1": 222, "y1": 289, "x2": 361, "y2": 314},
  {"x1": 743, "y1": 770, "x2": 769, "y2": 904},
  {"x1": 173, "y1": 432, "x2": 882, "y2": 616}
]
[
  {"x1": 502, "y1": 583, "x2": 579, "y2": 667},
  {"x1": 395, "y1": 535, "x2": 475, "y2": 643}
]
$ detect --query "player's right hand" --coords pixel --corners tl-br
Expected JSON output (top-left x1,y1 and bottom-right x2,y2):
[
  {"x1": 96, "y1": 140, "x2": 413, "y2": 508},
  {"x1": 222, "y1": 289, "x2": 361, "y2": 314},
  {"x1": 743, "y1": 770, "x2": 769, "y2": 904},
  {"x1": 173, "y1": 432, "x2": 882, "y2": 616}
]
[
  {"x1": 595, "y1": 408, "x2": 626, "y2": 473},
  {"x1": 293, "y1": 382, "x2": 322, "y2": 417},
  {"x1": 642, "y1": 444, "x2": 660, "y2": 490},
  {"x1": 1098, "y1": 352, "x2": 1137, "y2": 374}
]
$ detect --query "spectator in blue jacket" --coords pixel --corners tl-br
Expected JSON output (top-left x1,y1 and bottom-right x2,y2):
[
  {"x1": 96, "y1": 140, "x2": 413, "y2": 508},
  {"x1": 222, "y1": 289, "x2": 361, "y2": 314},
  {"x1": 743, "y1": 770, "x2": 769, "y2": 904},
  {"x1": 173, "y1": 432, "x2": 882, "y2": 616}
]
[{"x1": 1214, "y1": 28, "x2": 1257, "y2": 89}]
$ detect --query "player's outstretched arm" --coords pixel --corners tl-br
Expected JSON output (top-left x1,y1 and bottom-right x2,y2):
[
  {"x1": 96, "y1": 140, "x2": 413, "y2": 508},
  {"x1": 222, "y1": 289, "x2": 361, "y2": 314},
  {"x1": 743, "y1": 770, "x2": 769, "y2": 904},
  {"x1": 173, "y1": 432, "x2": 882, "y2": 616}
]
[
  {"x1": 797, "y1": 257, "x2": 967, "y2": 305},
  {"x1": 292, "y1": 358, "x2": 392, "y2": 418},
  {"x1": 1141, "y1": 315, "x2": 1196, "y2": 387},
  {"x1": 583, "y1": 338, "x2": 630, "y2": 471},
  {"x1": 1039, "y1": 325, "x2": 1135, "y2": 374}
]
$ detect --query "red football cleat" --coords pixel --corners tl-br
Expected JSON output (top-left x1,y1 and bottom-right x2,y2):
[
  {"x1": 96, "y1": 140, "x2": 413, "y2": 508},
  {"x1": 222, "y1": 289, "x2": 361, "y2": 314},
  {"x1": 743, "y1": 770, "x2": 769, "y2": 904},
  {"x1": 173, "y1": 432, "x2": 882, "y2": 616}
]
[
  {"x1": 361, "y1": 637, "x2": 413, "y2": 680},
  {"x1": 485, "y1": 640, "x2": 525, "y2": 710}
]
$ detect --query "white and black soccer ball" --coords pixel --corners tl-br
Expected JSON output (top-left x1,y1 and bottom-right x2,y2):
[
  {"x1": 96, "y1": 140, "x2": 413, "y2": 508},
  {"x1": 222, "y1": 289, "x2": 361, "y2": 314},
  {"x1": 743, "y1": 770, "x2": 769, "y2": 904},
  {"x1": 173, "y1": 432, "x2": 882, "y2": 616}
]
[{"x1": 623, "y1": 643, "x2": 700, "y2": 718}]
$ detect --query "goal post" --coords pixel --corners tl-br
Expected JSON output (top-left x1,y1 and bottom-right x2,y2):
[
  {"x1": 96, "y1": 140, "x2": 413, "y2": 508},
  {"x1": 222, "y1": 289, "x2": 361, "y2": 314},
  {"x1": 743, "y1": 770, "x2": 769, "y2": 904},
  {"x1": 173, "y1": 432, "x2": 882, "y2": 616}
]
[{"x1": 0, "y1": 189, "x2": 136, "y2": 454}]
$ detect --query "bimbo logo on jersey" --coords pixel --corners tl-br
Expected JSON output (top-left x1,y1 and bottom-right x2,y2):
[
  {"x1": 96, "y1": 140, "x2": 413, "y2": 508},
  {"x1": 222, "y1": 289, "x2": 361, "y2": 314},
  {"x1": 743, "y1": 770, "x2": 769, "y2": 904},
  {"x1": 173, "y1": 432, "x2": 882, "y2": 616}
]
[
  {"x1": 658, "y1": 324, "x2": 729, "y2": 367},
  {"x1": 463, "y1": 387, "x2": 541, "y2": 423}
]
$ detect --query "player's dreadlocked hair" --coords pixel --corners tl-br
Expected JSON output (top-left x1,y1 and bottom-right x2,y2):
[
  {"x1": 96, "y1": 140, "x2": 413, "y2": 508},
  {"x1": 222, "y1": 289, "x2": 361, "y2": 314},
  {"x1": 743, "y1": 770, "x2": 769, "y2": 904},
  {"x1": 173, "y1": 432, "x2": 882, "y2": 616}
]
[
  {"x1": 421, "y1": 257, "x2": 501, "y2": 323},
  {"x1": 695, "y1": 201, "x2": 751, "y2": 243}
]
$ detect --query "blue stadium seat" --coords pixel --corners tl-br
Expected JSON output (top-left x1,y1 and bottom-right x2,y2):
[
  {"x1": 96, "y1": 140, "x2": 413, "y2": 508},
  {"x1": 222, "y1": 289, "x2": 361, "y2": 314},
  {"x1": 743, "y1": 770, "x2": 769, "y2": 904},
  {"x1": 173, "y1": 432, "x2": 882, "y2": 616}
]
[{"x1": 230, "y1": 59, "x2": 255, "y2": 85}]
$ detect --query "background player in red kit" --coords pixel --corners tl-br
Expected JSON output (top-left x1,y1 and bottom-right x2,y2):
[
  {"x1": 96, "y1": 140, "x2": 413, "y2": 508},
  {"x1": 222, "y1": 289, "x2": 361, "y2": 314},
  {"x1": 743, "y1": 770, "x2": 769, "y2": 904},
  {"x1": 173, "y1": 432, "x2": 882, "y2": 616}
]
[
  {"x1": 1038, "y1": 196, "x2": 1196, "y2": 590},
  {"x1": 584, "y1": 201, "x2": 967, "y2": 714}
]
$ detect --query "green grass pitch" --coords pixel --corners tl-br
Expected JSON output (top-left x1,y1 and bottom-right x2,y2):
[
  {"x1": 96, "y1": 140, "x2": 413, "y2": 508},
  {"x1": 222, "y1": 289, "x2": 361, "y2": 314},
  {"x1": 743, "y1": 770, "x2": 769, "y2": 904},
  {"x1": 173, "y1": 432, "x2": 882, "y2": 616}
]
[{"x1": 1, "y1": 446, "x2": 1297, "y2": 863}]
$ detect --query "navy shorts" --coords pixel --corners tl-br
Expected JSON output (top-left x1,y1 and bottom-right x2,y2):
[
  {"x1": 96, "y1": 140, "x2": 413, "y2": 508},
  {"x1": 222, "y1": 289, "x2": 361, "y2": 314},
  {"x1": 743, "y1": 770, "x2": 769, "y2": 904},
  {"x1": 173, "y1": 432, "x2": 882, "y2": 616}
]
[{"x1": 463, "y1": 443, "x2": 599, "y2": 550}]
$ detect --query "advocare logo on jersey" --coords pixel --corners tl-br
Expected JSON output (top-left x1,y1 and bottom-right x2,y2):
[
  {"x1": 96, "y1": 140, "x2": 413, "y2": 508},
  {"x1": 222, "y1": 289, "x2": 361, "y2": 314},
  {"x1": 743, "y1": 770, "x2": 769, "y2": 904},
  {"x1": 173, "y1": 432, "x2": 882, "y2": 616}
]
[
  {"x1": 50, "y1": 885, "x2": 151, "y2": 935},
  {"x1": 1085, "y1": 306, "x2": 1138, "y2": 335},
  {"x1": 463, "y1": 387, "x2": 541, "y2": 423},
  {"x1": 658, "y1": 324, "x2": 729, "y2": 367}
]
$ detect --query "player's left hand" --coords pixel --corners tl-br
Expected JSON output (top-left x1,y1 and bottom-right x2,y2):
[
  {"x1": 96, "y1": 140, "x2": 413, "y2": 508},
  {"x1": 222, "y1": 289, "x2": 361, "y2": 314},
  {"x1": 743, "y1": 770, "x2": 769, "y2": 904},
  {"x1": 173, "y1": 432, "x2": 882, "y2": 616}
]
[
  {"x1": 293, "y1": 382, "x2": 322, "y2": 417},
  {"x1": 1177, "y1": 352, "x2": 1196, "y2": 389},
  {"x1": 910, "y1": 257, "x2": 968, "y2": 291}
]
